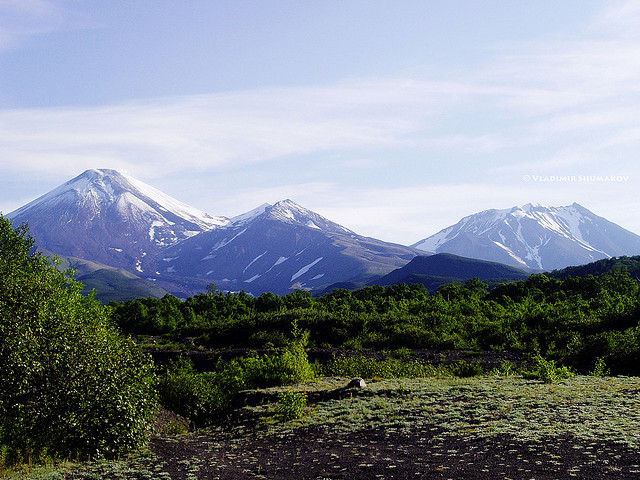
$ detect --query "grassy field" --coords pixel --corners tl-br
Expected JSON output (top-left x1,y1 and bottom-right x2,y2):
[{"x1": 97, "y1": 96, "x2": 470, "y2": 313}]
[{"x1": 6, "y1": 375, "x2": 640, "y2": 479}]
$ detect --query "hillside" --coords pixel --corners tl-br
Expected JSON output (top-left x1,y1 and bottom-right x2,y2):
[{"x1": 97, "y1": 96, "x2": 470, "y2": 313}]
[
  {"x1": 375, "y1": 253, "x2": 530, "y2": 290},
  {"x1": 548, "y1": 255, "x2": 640, "y2": 280},
  {"x1": 52, "y1": 252, "x2": 169, "y2": 303}
]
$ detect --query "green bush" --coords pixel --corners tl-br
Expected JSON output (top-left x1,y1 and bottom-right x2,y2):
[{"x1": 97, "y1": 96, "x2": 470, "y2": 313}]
[
  {"x1": 321, "y1": 355, "x2": 447, "y2": 378},
  {"x1": 523, "y1": 355, "x2": 576, "y2": 383},
  {"x1": 0, "y1": 216, "x2": 157, "y2": 460},
  {"x1": 589, "y1": 357, "x2": 610, "y2": 377},
  {"x1": 156, "y1": 321, "x2": 314, "y2": 425},
  {"x1": 277, "y1": 391, "x2": 307, "y2": 420},
  {"x1": 489, "y1": 360, "x2": 518, "y2": 376},
  {"x1": 448, "y1": 360, "x2": 485, "y2": 377}
]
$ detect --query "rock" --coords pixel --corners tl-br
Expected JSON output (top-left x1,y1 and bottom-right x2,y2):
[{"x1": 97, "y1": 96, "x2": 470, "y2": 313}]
[{"x1": 347, "y1": 378, "x2": 366, "y2": 388}]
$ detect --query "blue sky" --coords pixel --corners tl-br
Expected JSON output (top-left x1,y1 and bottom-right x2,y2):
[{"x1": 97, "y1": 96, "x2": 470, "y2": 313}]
[{"x1": 1, "y1": 0, "x2": 639, "y2": 244}]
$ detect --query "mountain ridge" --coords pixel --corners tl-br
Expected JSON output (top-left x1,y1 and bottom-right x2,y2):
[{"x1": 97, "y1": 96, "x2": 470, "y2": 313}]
[{"x1": 7, "y1": 170, "x2": 424, "y2": 297}]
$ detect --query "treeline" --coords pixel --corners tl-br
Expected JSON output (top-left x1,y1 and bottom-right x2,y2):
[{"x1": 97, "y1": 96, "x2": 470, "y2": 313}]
[{"x1": 110, "y1": 269, "x2": 640, "y2": 375}]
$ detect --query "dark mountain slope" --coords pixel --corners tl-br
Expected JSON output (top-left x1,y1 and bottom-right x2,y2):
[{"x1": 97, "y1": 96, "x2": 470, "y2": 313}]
[{"x1": 374, "y1": 253, "x2": 530, "y2": 291}]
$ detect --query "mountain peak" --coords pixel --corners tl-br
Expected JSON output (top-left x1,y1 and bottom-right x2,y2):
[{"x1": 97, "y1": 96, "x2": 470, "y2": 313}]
[
  {"x1": 264, "y1": 199, "x2": 354, "y2": 234},
  {"x1": 155, "y1": 198, "x2": 418, "y2": 296},
  {"x1": 12, "y1": 169, "x2": 227, "y2": 230},
  {"x1": 8, "y1": 168, "x2": 228, "y2": 273},
  {"x1": 229, "y1": 203, "x2": 270, "y2": 226},
  {"x1": 413, "y1": 202, "x2": 640, "y2": 270}
]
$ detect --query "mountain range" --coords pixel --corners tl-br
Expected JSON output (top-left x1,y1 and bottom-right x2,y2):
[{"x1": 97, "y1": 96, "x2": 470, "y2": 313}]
[
  {"x1": 6, "y1": 169, "x2": 421, "y2": 298},
  {"x1": 153, "y1": 199, "x2": 420, "y2": 296},
  {"x1": 6, "y1": 168, "x2": 640, "y2": 300}
]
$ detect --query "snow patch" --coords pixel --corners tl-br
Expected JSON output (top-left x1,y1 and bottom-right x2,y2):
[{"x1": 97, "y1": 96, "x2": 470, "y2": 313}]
[
  {"x1": 244, "y1": 251, "x2": 267, "y2": 273},
  {"x1": 291, "y1": 257, "x2": 323, "y2": 282},
  {"x1": 266, "y1": 256, "x2": 288, "y2": 273},
  {"x1": 149, "y1": 220, "x2": 165, "y2": 241},
  {"x1": 229, "y1": 203, "x2": 269, "y2": 226},
  {"x1": 211, "y1": 228, "x2": 247, "y2": 250}
]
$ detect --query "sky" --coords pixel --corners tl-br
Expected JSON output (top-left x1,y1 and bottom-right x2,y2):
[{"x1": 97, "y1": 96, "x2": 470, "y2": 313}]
[{"x1": 1, "y1": 0, "x2": 640, "y2": 245}]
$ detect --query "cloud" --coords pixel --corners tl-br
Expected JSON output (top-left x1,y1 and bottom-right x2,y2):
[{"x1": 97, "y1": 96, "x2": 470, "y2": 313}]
[
  {"x1": 2, "y1": 0, "x2": 640, "y2": 242},
  {"x1": 0, "y1": 80, "x2": 469, "y2": 180},
  {"x1": 2, "y1": 0, "x2": 639, "y2": 182},
  {"x1": 0, "y1": 0, "x2": 93, "y2": 51},
  {"x1": 592, "y1": 0, "x2": 640, "y2": 38}
]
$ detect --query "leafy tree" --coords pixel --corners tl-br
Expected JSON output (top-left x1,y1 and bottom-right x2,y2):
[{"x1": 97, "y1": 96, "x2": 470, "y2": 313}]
[
  {"x1": 0, "y1": 216, "x2": 156, "y2": 459},
  {"x1": 255, "y1": 291, "x2": 284, "y2": 312}
]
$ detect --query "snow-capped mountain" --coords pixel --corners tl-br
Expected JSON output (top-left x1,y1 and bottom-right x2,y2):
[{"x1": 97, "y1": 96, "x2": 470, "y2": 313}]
[
  {"x1": 153, "y1": 199, "x2": 421, "y2": 295},
  {"x1": 413, "y1": 203, "x2": 640, "y2": 271},
  {"x1": 8, "y1": 169, "x2": 227, "y2": 272}
]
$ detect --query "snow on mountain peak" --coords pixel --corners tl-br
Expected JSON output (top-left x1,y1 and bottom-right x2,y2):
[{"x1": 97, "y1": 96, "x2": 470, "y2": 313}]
[
  {"x1": 413, "y1": 203, "x2": 640, "y2": 270},
  {"x1": 7, "y1": 168, "x2": 232, "y2": 274},
  {"x1": 265, "y1": 199, "x2": 354, "y2": 234},
  {"x1": 229, "y1": 203, "x2": 270, "y2": 226},
  {"x1": 11, "y1": 169, "x2": 228, "y2": 231}
]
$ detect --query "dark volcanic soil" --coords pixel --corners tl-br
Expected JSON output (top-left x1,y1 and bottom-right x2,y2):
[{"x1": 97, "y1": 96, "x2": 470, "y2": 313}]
[
  {"x1": 65, "y1": 410, "x2": 640, "y2": 479},
  {"x1": 61, "y1": 375, "x2": 640, "y2": 480},
  {"x1": 143, "y1": 427, "x2": 640, "y2": 480}
]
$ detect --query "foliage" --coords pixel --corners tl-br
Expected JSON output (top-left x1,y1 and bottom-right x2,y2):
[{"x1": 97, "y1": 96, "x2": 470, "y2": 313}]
[
  {"x1": 523, "y1": 355, "x2": 576, "y2": 383},
  {"x1": 489, "y1": 360, "x2": 519, "y2": 376},
  {"x1": 318, "y1": 355, "x2": 485, "y2": 379},
  {"x1": 156, "y1": 321, "x2": 314, "y2": 425},
  {"x1": 110, "y1": 259, "x2": 640, "y2": 375},
  {"x1": 276, "y1": 391, "x2": 308, "y2": 420},
  {"x1": 589, "y1": 357, "x2": 610, "y2": 377},
  {"x1": 0, "y1": 216, "x2": 157, "y2": 461}
]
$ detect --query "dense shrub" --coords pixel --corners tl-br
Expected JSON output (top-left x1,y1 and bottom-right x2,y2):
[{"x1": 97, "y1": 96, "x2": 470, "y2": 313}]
[
  {"x1": 321, "y1": 355, "x2": 451, "y2": 378},
  {"x1": 277, "y1": 391, "x2": 308, "y2": 420},
  {"x1": 156, "y1": 322, "x2": 314, "y2": 425},
  {"x1": 0, "y1": 216, "x2": 156, "y2": 460},
  {"x1": 111, "y1": 257, "x2": 640, "y2": 375},
  {"x1": 523, "y1": 355, "x2": 576, "y2": 383}
]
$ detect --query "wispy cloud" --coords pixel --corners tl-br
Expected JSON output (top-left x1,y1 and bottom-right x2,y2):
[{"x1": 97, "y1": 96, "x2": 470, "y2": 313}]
[
  {"x1": 0, "y1": 0, "x2": 93, "y2": 51},
  {"x1": 2, "y1": 0, "x2": 640, "y2": 241},
  {"x1": 2, "y1": 1, "x2": 639, "y2": 180},
  {"x1": 0, "y1": 80, "x2": 468, "y2": 180}
]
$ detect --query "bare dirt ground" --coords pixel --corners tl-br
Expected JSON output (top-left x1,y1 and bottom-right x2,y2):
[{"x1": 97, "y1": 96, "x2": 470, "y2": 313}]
[
  {"x1": 142, "y1": 425, "x2": 640, "y2": 480},
  {"x1": 57, "y1": 376, "x2": 640, "y2": 480}
]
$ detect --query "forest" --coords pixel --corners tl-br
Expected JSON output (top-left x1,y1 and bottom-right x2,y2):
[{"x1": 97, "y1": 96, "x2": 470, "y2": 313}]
[{"x1": 111, "y1": 268, "x2": 640, "y2": 376}]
